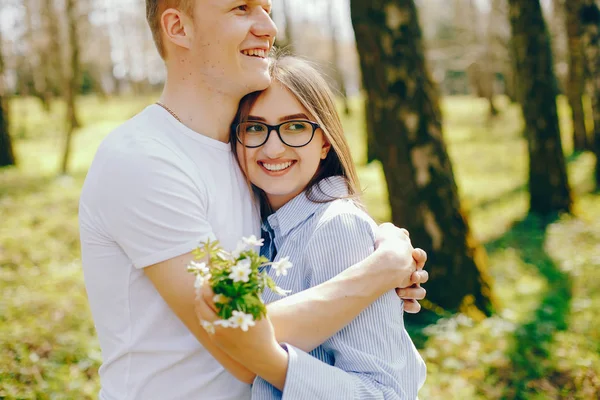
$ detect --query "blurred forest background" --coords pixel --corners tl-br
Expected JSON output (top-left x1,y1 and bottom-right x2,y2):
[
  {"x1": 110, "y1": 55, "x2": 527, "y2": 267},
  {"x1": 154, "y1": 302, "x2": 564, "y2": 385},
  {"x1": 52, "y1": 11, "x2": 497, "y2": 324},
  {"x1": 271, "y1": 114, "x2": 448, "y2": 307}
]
[{"x1": 1, "y1": 0, "x2": 600, "y2": 399}]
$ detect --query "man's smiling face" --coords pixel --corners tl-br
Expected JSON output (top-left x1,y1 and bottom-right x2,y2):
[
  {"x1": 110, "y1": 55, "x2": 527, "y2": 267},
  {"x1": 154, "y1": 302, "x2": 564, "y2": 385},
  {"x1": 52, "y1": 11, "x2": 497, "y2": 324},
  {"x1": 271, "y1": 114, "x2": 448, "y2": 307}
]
[{"x1": 187, "y1": 0, "x2": 277, "y2": 96}]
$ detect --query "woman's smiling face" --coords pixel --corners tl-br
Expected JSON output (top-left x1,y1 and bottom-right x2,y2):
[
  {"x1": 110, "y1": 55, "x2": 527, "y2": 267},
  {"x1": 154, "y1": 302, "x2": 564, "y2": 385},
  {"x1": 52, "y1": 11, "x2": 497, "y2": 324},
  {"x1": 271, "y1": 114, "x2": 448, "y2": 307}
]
[{"x1": 236, "y1": 81, "x2": 330, "y2": 211}]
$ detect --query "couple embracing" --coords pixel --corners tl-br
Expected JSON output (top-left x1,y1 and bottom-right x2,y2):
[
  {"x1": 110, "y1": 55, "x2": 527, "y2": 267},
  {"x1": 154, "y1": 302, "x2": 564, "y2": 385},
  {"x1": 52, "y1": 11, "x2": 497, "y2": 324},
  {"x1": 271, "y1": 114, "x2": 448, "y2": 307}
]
[{"x1": 79, "y1": 1, "x2": 429, "y2": 399}]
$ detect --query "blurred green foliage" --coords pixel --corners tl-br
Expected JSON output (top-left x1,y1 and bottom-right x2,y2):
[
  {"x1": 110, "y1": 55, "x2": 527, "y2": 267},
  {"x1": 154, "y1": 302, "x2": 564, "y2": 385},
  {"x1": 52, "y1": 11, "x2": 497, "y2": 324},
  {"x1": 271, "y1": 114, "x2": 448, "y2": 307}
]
[{"x1": 1, "y1": 94, "x2": 599, "y2": 399}]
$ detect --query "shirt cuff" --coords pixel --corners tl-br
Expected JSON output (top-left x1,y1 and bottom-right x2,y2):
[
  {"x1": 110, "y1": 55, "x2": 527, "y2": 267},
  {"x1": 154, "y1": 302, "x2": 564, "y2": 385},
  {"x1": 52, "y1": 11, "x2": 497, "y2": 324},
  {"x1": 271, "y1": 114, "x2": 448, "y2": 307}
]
[{"x1": 280, "y1": 343, "x2": 354, "y2": 400}]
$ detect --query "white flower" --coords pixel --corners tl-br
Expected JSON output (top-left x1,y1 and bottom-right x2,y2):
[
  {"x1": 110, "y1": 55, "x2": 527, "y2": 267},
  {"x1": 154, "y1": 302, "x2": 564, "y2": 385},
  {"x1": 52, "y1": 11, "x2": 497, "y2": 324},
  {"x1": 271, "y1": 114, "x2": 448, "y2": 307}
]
[
  {"x1": 242, "y1": 235, "x2": 264, "y2": 247},
  {"x1": 229, "y1": 259, "x2": 252, "y2": 283},
  {"x1": 188, "y1": 261, "x2": 209, "y2": 275},
  {"x1": 217, "y1": 250, "x2": 234, "y2": 261},
  {"x1": 194, "y1": 273, "x2": 210, "y2": 289},
  {"x1": 231, "y1": 241, "x2": 248, "y2": 259},
  {"x1": 271, "y1": 286, "x2": 292, "y2": 297},
  {"x1": 272, "y1": 257, "x2": 293, "y2": 277},
  {"x1": 200, "y1": 320, "x2": 215, "y2": 335},
  {"x1": 214, "y1": 319, "x2": 234, "y2": 328},
  {"x1": 228, "y1": 311, "x2": 256, "y2": 332},
  {"x1": 213, "y1": 294, "x2": 230, "y2": 304}
]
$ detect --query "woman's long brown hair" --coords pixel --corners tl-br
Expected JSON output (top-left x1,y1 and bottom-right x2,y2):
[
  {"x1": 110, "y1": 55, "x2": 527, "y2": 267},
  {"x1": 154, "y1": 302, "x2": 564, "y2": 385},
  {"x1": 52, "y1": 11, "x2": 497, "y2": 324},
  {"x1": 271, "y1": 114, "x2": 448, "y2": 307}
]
[{"x1": 231, "y1": 55, "x2": 363, "y2": 220}]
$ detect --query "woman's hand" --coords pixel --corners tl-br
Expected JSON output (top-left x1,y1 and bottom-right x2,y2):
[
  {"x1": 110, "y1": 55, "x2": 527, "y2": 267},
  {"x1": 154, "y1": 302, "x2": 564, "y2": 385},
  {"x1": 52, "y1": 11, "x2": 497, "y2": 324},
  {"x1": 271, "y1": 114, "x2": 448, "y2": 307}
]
[{"x1": 194, "y1": 284, "x2": 289, "y2": 390}]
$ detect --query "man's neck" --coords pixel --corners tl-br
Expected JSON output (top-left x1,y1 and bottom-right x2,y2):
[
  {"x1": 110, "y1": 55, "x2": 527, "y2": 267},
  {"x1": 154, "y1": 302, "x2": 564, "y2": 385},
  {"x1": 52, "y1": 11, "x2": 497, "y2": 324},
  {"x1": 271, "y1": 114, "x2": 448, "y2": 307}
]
[{"x1": 158, "y1": 72, "x2": 241, "y2": 143}]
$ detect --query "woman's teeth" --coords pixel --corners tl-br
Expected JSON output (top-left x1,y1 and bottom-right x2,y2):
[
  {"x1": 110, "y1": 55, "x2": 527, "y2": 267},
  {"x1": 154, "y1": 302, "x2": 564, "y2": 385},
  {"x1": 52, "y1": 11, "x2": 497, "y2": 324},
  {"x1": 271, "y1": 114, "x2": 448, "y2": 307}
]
[
  {"x1": 241, "y1": 49, "x2": 266, "y2": 58},
  {"x1": 262, "y1": 161, "x2": 293, "y2": 172}
]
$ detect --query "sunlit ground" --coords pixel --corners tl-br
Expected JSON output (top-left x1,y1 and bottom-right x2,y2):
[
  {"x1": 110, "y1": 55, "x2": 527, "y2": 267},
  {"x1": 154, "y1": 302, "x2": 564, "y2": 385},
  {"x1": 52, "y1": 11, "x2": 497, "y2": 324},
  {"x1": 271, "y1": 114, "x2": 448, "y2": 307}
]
[{"x1": 1, "y1": 94, "x2": 599, "y2": 399}]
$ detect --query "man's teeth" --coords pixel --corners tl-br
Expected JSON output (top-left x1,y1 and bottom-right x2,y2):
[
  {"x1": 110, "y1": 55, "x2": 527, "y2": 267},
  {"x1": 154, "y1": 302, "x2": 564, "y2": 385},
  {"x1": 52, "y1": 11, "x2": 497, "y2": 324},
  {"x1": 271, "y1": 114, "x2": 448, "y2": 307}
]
[
  {"x1": 242, "y1": 49, "x2": 266, "y2": 58},
  {"x1": 263, "y1": 161, "x2": 293, "y2": 171}
]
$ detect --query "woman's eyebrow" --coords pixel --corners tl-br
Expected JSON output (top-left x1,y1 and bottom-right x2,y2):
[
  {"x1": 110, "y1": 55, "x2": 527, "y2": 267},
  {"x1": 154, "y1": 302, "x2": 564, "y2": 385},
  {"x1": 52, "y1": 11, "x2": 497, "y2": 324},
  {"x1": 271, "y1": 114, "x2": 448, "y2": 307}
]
[
  {"x1": 247, "y1": 113, "x2": 311, "y2": 122},
  {"x1": 247, "y1": 115, "x2": 267, "y2": 122},
  {"x1": 279, "y1": 113, "x2": 310, "y2": 121}
]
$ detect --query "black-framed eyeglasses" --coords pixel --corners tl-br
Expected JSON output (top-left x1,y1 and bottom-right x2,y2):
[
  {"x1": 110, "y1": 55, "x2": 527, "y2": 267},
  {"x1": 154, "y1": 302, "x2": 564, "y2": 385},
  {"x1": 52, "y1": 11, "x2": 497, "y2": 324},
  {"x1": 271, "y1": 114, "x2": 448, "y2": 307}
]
[{"x1": 234, "y1": 120, "x2": 320, "y2": 148}]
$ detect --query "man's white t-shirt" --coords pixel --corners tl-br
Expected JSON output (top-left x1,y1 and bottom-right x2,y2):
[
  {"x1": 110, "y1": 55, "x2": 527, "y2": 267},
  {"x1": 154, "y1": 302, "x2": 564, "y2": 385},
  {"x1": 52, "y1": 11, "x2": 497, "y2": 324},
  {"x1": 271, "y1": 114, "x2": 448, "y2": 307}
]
[{"x1": 79, "y1": 105, "x2": 259, "y2": 400}]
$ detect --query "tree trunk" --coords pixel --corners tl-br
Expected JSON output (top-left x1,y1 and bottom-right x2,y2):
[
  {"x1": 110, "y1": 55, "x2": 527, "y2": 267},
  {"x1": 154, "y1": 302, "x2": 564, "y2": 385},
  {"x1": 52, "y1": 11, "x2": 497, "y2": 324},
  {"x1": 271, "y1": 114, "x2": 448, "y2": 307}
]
[
  {"x1": 350, "y1": 0, "x2": 497, "y2": 317},
  {"x1": 275, "y1": 0, "x2": 294, "y2": 52},
  {"x1": 43, "y1": 0, "x2": 64, "y2": 99},
  {"x1": 564, "y1": 0, "x2": 590, "y2": 152},
  {"x1": 25, "y1": 0, "x2": 52, "y2": 111},
  {"x1": 328, "y1": 1, "x2": 351, "y2": 116},
  {"x1": 0, "y1": 100, "x2": 15, "y2": 168},
  {"x1": 0, "y1": 27, "x2": 16, "y2": 167},
  {"x1": 508, "y1": 0, "x2": 572, "y2": 215},
  {"x1": 580, "y1": 0, "x2": 600, "y2": 188},
  {"x1": 61, "y1": 0, "x2": 81, "y2": 175}
]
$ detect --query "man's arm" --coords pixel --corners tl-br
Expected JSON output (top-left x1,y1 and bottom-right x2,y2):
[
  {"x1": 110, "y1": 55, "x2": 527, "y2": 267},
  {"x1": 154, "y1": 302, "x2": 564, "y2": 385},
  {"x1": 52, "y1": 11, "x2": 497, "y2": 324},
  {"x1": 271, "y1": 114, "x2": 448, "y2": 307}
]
[
  {"x1": 144, "y1": 254, "x2": 256, "y2": 383},
  {"x1": 96, "y1": 145, "x2": 257, "y2": 384},
  {"x1": 267, "y1": 224, "x2": 427, "y2": 353},
  {"x1": 146, "y1": 225, "x2": 426, "y2": 383}
]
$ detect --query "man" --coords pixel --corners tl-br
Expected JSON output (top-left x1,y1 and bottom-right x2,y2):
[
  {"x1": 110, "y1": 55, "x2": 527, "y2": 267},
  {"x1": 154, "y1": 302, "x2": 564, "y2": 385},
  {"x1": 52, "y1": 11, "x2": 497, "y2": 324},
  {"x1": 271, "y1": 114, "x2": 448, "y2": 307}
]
[{"x1": 79, "y1": 1, "x2": 428, "y2": 399}]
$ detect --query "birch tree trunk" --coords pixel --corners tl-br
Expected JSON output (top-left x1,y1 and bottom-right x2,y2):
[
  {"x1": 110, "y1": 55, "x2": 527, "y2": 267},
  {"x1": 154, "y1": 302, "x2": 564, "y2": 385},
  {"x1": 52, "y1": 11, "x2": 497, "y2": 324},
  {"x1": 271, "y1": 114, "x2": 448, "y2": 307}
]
[
  {"x1": 564, "y1": 0, "x2": 590, "y2": 151},
  {"x1": 351, "y1": 0, "x2": 497, "y2": 316},
  {"x1": 508, "y1": 0, "x2": 573, "y2": 215},
  {"x1": 60, "y1": 0, "x2": 81, "y2": 174},
  {"x1": 580, "y1": 0, "x2": 600, "y2": 188}
]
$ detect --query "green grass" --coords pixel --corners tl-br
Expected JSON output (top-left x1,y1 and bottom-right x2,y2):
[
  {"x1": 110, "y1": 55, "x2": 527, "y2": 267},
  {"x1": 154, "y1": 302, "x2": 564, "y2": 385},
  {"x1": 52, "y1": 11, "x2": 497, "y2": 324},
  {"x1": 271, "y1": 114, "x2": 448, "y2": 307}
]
[{"x1": 1, "y1": 94, "x2": 599, "y2": 399}]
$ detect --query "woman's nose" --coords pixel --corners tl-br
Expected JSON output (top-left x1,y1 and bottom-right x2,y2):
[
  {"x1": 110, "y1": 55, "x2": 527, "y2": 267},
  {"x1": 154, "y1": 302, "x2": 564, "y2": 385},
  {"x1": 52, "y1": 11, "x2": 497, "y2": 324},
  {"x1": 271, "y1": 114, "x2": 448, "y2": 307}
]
[{"x1": 262, "y1": 130, "x2": 286, "y2": 158}]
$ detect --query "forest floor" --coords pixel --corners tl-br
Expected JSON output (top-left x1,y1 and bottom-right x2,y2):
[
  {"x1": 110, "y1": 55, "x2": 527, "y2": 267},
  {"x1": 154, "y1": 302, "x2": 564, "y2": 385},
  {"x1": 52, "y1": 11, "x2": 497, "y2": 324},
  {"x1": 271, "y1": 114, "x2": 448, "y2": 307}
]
[{"x1": 1, "y1": 95, "x2": 599, "y2": 399}]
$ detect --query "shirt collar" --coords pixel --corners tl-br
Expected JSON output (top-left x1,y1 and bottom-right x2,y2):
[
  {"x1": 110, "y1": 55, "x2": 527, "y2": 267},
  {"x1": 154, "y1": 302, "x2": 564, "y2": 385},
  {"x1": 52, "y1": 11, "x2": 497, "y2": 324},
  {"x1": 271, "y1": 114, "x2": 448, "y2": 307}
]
[{"x1": 262, "y1": 176, "x2": 350, "y2": 238}]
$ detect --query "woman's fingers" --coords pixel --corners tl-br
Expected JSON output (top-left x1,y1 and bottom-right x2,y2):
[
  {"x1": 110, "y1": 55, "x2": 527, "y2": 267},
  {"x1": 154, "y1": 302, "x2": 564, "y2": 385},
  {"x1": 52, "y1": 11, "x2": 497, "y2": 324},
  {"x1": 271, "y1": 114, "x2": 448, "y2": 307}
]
[
  {"x1": 201, "y1": 284, "x2": 219, "y2": 313},
  {"x1": 195, "y1": 284, "x2": 219, "y2": 328}
]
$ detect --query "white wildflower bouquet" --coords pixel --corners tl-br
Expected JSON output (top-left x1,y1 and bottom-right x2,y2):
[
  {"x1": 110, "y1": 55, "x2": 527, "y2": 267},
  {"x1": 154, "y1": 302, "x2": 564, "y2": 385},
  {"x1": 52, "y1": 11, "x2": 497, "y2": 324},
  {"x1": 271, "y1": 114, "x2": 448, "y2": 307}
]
[{"x1": 188, "y1": 235, "x2": 293, "y2": 332}]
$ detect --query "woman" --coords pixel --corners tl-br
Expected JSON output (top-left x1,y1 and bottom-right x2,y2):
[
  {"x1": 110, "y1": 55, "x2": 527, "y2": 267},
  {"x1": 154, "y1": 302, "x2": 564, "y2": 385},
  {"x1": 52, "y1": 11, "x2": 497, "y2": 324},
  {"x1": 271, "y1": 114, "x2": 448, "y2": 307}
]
[{"x1": 196, "y1": 56, "x2": 426, "y2": 399}]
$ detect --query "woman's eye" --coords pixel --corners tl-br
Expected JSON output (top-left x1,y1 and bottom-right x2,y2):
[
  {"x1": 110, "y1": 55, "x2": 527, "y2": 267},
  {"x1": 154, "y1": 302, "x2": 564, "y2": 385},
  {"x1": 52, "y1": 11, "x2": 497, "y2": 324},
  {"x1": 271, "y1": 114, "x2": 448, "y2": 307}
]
[
  {"x1": 287, "y1": 123, "x2": 307, "y2": 132},
  {"x1": 234, "y1": 5, "x2": 249, "y2": 12},
  {"x1": 246, "y1": 124, "x2": 265, "y2": 133}
]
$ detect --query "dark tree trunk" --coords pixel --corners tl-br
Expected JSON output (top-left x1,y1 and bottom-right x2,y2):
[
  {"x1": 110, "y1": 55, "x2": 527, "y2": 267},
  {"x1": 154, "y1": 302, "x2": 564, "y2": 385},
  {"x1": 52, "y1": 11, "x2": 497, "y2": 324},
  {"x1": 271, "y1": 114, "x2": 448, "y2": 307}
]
[
  {"x1": 60, "y1": 0, "x2": 81, "y2": 174},
  {"x1": 580, "y1": 0, "x2": 600, "y2": 188},
  {"x1": 350, "y1": 0, "x2": 497, "y2": 316},
  {"x1": 508, "y1": 0, "x2": 572, "y2": 215},
  {"x1": 0, "y1": 28, "x2": 16, "y2": 167},
  {"x1": 0, "y1": 100, "x2": 15, "y2": 168},
  {"x1": 565, "y1": 0, "x2": 590, "y2": 152}
]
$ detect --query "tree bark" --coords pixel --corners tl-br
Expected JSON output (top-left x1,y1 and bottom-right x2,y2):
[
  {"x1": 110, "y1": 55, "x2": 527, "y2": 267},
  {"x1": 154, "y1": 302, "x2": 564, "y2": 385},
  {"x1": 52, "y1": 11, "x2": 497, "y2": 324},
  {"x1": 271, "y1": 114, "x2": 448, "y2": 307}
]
[
  {"x1": 564, "y1": 0, "x2": 590, "y2": 152},
  {"x1": 508, "y1": 0, "x2": 572, "y2": 215},
  {"x1": 60, "y1": 0, "x2": 81, "y2": 174},
  {"x1": 580, "y1": 0, "x2": 600, "y2": 188},
  {"x1": 350, "y1": 0, "x2": 497, "y2": 316},
  {"x1": 0, "y1": 27, "x2": 16, "y2": 167},
  {"x1": 43, "y1": 0, "x2": 64, "y2": 99},
  {"x1": 328, "y1": 1, "x2": 351, "y2": 116},
  {"x1": 0, "y1": 100, "x2": 15, "y2": 168}
]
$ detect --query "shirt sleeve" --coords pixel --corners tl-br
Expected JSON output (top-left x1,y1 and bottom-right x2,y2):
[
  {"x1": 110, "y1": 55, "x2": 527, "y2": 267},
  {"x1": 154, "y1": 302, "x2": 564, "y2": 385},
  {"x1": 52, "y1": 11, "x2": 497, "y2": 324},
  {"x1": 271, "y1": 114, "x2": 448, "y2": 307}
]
[
  {"x1": 253, "y1": 212, "x2": 421, "y2": 400},
  {"x1": 86, "y1": 139, "x2": 215, "y2": 269}
]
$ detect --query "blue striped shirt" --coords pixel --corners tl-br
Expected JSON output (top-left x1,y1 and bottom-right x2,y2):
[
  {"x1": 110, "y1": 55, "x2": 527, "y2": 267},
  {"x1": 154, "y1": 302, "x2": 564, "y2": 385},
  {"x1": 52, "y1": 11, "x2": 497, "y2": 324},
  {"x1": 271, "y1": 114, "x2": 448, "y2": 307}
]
[{"x1": 251, "y1": 176, "x2": 426, "y2": 400}]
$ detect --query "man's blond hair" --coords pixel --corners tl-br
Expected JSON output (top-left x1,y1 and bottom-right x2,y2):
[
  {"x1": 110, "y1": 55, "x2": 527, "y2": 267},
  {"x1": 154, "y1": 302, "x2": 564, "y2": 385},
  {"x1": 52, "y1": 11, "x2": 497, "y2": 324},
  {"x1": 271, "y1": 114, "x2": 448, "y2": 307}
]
[{"x1": 146, "y1": 0, "x2": 194, "y2": 59}]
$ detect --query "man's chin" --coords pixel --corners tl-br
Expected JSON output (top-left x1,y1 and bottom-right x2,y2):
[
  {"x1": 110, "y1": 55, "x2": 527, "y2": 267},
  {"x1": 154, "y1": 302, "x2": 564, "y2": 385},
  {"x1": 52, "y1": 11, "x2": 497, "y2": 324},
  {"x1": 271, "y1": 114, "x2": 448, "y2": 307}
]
[{"x1": 243, "y1": 73, "x2": 272, "y2": 93}]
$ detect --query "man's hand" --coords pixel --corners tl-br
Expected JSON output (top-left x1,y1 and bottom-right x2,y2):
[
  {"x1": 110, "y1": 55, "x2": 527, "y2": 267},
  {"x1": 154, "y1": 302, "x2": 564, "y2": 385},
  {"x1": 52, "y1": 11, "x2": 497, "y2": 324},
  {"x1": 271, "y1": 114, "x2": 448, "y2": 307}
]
[{"x1": 374, "y1": 223, "x2": 428, "y2": 313}]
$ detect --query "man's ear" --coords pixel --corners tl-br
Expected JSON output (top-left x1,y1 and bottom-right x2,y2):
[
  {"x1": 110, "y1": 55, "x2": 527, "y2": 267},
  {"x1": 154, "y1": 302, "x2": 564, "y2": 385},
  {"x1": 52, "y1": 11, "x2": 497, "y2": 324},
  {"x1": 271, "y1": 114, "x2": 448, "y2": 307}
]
[
  {"x1": 161, "y1": 8, "x2": 193, "y2": 52},
  {"x1": 321, "y1": 140, "x2": 331, "y2": 160}
]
